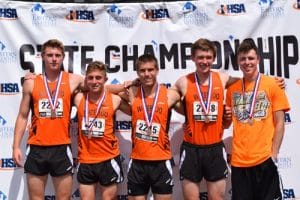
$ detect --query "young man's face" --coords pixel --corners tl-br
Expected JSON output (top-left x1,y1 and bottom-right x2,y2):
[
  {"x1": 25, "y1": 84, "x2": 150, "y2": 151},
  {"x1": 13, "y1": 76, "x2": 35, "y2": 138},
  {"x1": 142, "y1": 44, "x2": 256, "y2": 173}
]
[
  {"x1": 137, "y1": 61, "x2": 158, "y2": 87},
  {"x1": 192, "y1": 49, "x2": 214, "y2": 74},
  {"x1": 238, "y1": 49, "x2": 260, "y2": 79},
  {"x1": 85, "y1": 69, "x2": 107, "y2": 93},
  {"x1": 42, "y1": 47, "x2": 64, "y2": 71}
]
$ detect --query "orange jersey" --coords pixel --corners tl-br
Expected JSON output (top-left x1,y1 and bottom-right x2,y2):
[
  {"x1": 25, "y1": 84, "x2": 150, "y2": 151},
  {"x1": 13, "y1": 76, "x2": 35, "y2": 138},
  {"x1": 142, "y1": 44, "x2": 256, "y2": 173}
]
[
  {"x1": 131, "y1": 85, "x2": 171, "y2": 160},
  {"x1": 28, "y1": 72, "x2": 72, "y2": 146},
  {"x1": 226, "y1": 74, "x2": 290, "y2": 167},
  {"x1": 77, "y1": 91, "x2": 119, "y2": 163},
  {"x1": 183, "y1": 71, "x2": 224, "y2": 145}
]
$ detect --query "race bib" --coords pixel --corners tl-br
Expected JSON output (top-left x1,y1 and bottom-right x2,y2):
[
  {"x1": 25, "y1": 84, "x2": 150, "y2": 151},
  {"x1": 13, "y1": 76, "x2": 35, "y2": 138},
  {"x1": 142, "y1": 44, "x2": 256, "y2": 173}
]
[
  {"x1": 135, "y1": 119, "x2": 160, "y2": 142},
  {"x1": 38, "y1": 98, "x2": 63, "y2": 118},
  {"x1": 193, "y1": 101, "x2": 218, "y2": 121},
  {"x1": 81, "y1": 118, "x2": 105, "y2": 137}
]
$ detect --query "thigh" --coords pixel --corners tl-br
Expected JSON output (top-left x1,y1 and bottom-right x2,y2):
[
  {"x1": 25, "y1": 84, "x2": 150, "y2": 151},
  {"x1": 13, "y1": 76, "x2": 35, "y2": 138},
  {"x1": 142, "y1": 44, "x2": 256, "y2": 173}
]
[
  {"x1": 26, "y1": 173, "x2": 48, "y2": 200},
  {"x1": 207, "y1": 179, "x2": 226, "y2": 200},
  {"x1": 100, "y1": 183, "x2": 118, "y2": 200},
  {"x1": 79, "y1": 183, "x2": 97, "y2": 200},
  {"x1": 52, "y1": 174, "x2": 73, "y2": 199},
  {"x1": 181, "y1": 179, "x2": 200, "y2": 200},
  {"x1": 153, "y1": 193, "x2": 172, "y2": 200}
]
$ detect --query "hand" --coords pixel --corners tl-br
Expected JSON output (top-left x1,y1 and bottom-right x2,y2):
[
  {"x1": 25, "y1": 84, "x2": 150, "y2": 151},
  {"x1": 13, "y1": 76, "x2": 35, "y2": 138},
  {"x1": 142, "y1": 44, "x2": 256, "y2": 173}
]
[
  {"x1": 12, "y1": 147, "x2": 23, "y2": 167},
  {"x1": 271, "y1": 152, "x2": 278, "y2": 164},
  {"x1": 24, "y1": 72, "x2": 36, "y2": 80},
  {"x1": 123, "y1": 80, "x2": 133, "y2": 89},
  {"x1": 275, "y1": 77, "x2": 285, "y2": 89},
  {"x1": 131, "y1": 78, "x2": 141, "y2": 87},
  {"x1": 222, "y1": 105, "x2": 232, "y2": 129}
]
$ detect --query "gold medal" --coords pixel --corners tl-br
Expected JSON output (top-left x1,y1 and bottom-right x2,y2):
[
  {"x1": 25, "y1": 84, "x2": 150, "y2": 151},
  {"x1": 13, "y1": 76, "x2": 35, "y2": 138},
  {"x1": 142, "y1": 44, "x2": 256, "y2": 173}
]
[
  {"x1": 248, "y1": 117, "x2": 253, "y2": 126},
  {"x1": 50, "y1": 109, "x2": 56, "y2": 119},
  {"x1": 204, "y1": 116, "x2": 210, "y2": 123}
]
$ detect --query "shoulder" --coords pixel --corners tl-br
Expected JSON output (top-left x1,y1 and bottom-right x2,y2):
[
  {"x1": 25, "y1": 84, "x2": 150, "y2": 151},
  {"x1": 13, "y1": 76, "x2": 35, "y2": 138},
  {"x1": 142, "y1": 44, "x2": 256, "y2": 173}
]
[
  {"x1": 175, "y1": 74, "x2": 190, "y2": 94},
  {"x1": 69, "y1": 72, "x2": 84, "y2": 82},
  {"x1": 74, "y1": 92, "x2": 84, "y2": 107},
  {"x1": 22, "y1": 79, "x2": 34, "y2": 94}
]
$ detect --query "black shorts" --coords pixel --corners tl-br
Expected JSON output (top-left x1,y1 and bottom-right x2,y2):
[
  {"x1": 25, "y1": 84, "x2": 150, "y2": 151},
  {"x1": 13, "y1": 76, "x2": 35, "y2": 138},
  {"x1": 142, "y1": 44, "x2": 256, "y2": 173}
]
[
  {"x1": 77, "y1": 155, "x2": 124, "y2": 186},
  {"x1": 179, "y1": 141, "x2": 228, "y2": 182},
  {"x1": 127, "y1": 159, "x2": 173, "y2": 196},
  {"x1": 24, "y1": 144, "x2": 73, "y2": 177},
  {"x1": 231, "y1": 157, "x2": 282, "y2": 200}
]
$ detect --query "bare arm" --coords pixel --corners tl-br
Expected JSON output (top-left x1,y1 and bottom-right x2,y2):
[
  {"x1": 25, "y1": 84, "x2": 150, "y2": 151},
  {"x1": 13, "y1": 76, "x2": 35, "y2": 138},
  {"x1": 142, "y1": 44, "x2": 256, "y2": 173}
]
[
  {"x1": 69, "y1": 73, "x2": 84, "y2": 95},
  {"x1": 173, "y1": 100, "x2": 185, "y2": 115},
  {"x1": 174, "y1": 76, "x2": 187, "y2": 97},
  {"x1": 112, "y1": 94, "x2": 131, "y2": 115},
  {"x1": 106, "y1": 78, "x2": 141, "y2": 95},
  {"x1": 12, "y1": 80, "x2": 33, "y2": 166},
  {"x1": 272, "y1": 110, "x2": 285, "y2": 162}
]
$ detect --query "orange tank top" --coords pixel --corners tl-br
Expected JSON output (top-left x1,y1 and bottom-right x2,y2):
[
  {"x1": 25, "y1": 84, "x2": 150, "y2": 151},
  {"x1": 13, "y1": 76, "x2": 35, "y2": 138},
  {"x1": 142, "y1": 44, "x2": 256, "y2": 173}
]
[
  {"x1": 28, "y1": 71, "x2": 72, "y2": 146},
  {"x1": 131, "y1": 85, "x2": 171, "y2": 160},
  {"x1": 183, "y1": 71, "x2": 224, "y2": 145},
  {"x1": 77, "y1": 91, "x2": 119, "y2": 163}
]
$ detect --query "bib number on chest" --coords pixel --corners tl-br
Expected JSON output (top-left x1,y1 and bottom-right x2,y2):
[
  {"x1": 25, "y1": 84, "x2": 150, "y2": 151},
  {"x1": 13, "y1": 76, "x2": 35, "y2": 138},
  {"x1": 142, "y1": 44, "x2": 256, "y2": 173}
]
[
  {"x1": 81, "y1": 118, "x2": 105, "y2": 137},
  {"x1": 38, "y1": 98, "x2": 63, "y2": 118},
  {"x1": 193, "y1": 101, "x2": 218, "y2": 121},
  {"x1": 135, "y1": 119, "x2": 160, "y2": 142}
]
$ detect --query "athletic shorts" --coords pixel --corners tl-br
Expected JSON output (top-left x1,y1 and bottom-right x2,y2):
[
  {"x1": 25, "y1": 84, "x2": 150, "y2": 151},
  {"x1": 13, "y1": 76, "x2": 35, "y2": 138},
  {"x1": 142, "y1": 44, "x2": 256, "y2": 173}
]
[
  {"x1": 77, "y1": 155, "x2": 124, "y2": 186},
  {"x1": 231, "y1": 157, "x2": 282, "y2": 200},
  {"x1": 179, "y1": 141, "x2": 228, "y2": 182},
  {"x1": 127, "y1": 159, "x2": 173, "y2": 196},
  {"x1": 24, "y1": 144, "x2": 73, "y2": 177}
]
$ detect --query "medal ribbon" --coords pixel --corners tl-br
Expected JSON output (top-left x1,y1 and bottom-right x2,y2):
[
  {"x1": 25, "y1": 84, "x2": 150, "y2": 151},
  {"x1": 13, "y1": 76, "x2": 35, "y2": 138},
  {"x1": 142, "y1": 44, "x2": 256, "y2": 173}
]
[
  {"x1": 43, "y1": 72, "x2": 62, "y2": 112},
  {"x1": 194, "y1": 72, "x2": 212, "y2": 116},
  {"x1": 84, "y1": 91, "x2": 106, "y2": 133},
  {"x1": 242, "y1": 73, "x2": 261, "y2": 119},
  {"x1": 141, "y1": 84, "x2": 160, "y2": 129}
]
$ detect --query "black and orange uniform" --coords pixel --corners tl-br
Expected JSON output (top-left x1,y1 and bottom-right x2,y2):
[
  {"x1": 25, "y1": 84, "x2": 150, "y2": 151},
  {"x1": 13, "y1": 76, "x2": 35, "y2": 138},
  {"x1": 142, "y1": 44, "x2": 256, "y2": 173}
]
[
  {"x1": 179, "y1": 71, "x2": 228, "y2": 182},
  {"x1": 25, "y1": 71, "x2": 73, "y2": 176},
  {"x1": 77, "y1": 90, "x2": 119, "y2": 163},
  {"x1": 127, "y1": 85, "x2": 173, "y2": 196},
  {"x1": 76, "y1": 90, "x2": 123, "y2": 185}
]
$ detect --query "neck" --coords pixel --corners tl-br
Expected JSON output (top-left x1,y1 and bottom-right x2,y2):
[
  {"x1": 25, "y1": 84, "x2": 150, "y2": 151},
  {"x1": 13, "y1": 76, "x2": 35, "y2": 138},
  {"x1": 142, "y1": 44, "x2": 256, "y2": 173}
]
[
  {"x1": 142, "y1": 83, "x2": 157, "y2": 97},
  {"x1": 88, "y1": 89, "x2": 104, "y2": 103},
  {"x1": 244, "y1": 71, "x2": 259, "y2": 82},
  {"x1": 196, "y1": 71, "x2": 210, "y2": 84},
  {"x1": 45, "y1": 69, "x2": 60, "y2": 82}
]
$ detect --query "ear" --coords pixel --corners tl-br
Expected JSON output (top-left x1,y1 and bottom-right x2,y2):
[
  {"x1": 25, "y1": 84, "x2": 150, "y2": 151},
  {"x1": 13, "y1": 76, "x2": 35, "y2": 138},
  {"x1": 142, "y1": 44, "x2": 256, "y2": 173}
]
[
  {"x1": 105, "y1": 76, "x2": 108, "y2": 82},
  {"x1": 191, "y1": 55, "x2": 196, "y2": 62}
]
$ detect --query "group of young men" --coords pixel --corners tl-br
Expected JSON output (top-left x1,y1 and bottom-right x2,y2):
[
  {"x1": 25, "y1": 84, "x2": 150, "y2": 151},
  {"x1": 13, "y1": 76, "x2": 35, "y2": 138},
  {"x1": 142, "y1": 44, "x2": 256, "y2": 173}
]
[{"x1": 12, "y1": 38, "x2": 289, "y2": 200}]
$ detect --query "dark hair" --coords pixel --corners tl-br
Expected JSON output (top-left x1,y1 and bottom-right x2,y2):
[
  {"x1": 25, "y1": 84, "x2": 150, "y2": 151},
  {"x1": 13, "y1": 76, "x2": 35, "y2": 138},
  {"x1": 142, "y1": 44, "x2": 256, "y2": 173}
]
[
  {"x1": 86, "y1": 61, "x2": 107, "y2": 76},
  {"x1": 42, "y1": 39, "x2": 65, "y2": 56},
  {"x1": 135, "y1": 54, "x2": 158, "y2": 71},
  {"x1": 237, "y1": 39, "x2": 259, "y2": 56},
  {"x1": 191, "y1": 38, "x2": 217, "y2": 58}
]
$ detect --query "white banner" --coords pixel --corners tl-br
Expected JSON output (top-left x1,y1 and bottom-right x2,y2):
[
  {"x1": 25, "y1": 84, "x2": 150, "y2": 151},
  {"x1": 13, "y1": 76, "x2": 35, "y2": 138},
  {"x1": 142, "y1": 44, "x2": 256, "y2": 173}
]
[{"x1": 0, "y1": 0, "x2": 299, "y2": 199}]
